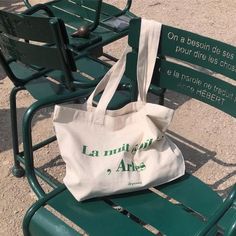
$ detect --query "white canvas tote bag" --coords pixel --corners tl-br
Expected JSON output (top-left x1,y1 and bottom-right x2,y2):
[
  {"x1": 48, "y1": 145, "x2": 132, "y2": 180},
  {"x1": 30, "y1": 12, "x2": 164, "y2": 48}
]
[{"x1": 53, "y1": 19, "x2": 185, "y2": 201}]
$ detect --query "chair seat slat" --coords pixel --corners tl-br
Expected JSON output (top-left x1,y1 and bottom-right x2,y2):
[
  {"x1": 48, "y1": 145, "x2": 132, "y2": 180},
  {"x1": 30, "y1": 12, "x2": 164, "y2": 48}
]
[
  {"x1": 48, "y1": 189, "x2": 154, "y2": 236},
  {"x1": 109, "y1": 188, "x2": 205, "y2": 236},
  {"x1": 157, "y1": 174, "x2": 223, "y2": 218}
]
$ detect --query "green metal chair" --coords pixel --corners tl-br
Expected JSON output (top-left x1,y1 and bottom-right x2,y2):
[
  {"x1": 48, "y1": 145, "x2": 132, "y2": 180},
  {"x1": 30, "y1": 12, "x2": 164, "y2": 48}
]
[
  {"x1": 23, "y1": 0, "x2": 136, "y2": 56},
  {"x1": 22, "y1": 18, "x2": 236, "y2": 235},
  {"x1": 0, "y1": 9, "x2": 132, "y2": 182}
]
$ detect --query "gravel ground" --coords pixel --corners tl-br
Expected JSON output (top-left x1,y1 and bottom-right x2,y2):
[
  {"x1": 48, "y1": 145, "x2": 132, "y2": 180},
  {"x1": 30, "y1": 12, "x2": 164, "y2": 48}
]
[{"x1": 0, "y1": 1, "x2": 235, "y2": 235}]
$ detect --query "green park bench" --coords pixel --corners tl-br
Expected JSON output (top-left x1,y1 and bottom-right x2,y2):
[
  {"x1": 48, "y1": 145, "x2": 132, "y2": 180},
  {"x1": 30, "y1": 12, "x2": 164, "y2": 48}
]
[{"x1": 22, "y1": 18, "x2": 235, "y2": 236}]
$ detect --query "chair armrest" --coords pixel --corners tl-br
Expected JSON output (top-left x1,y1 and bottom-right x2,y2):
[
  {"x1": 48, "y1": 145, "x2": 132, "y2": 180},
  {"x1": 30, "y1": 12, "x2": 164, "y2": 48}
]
[
  {"x1": 22, "y1": 185, "x2": 66, "y2": 235},
  {"x1": 23, "y1": 0, "x2": 31, "y2": 8},
  {"x1": 22, "y1": 3, "x2": 55, "y2": 17},
  {"x1": 126, "y1": 0, "x2": 132, "y2": 10},
  {"x1": 90, "y1": 0, "x2": 103, "y2": 31},
  {"x1": 120, "y1": 0, "x2": 132, "y2": 15},
  {"x1": 198, "y1": 184, "x2": 236, "y2": 236}
]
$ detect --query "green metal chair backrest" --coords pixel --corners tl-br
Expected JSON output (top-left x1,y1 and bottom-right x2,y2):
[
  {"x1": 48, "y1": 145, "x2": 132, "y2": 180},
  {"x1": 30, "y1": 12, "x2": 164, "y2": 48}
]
[
  {"x1": 23, "y1": 0, "x2": 132, "y2": 17},
  {"x1": 24, "y1": 0, "x2": 103, "y2": 31},
  {"x1": 127, "y1": 18, "x2": 236, "y2": 117},
  {"x1": 23, "y1": 0, "x2": 132, "y2": 32},
  {"x1": 0, "y1": 10, "x2": 76, "y2": 90}
]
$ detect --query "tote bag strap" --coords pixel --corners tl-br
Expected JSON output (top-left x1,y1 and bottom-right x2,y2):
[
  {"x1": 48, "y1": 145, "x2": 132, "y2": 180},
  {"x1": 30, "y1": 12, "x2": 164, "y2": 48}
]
[
  {"x1": 86, "y1": 46, "x2": 131, "y2": 109},
  {"x1": 87, "y1": 19, "x2": 162, "y2": 124},
  {"x1": 137, "y1": 19, "x2": 162, "y2": 102}
]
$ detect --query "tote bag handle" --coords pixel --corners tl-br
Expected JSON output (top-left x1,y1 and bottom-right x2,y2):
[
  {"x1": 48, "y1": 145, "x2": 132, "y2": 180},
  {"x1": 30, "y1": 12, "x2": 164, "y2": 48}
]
[
  {"x1": 87, "y1": 19, "x2": 162, "y2": 124},
  {"x1": 86, "y1": 45, "x2": 131, "y2": 109}
]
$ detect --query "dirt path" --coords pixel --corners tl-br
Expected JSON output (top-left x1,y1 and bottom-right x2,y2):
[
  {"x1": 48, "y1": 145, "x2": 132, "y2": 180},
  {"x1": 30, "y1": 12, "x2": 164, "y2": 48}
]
[{"x1": 0, "y1": 1, "x2": 235, "y2": 235}]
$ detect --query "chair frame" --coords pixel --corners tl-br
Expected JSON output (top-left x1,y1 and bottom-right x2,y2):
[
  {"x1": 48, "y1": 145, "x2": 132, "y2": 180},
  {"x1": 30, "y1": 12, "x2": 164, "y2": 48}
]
[
  {"x1": 22, "y1": 0, "x2": 135, "y2": 55},
  {"x1": 0, "y1": 10, "x2": 100, "y2": 187},
  {"x1": 21, "y1": 18, "x2": 236, "y2": 236}
]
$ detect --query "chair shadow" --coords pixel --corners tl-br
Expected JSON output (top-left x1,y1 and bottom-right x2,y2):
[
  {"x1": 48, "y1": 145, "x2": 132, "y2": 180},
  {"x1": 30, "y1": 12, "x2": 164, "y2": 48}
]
[
  {"x1": 37, "y1": 155, "x2": 65, "y2": 187},
  {"x1": 148, "y1": 90, "x2": 191, "y2": 109},
  {"x1": 0, "y1": 66, "x2": 7, "y2": 82},
  {"x1": 0, "y1": 0, "x2": 25, "y2": 12},
  {"x1": 0, "y1": 106, "x2": 53, "y2": 153},
  {"x1": 164, "y1": 90, "x2": 191, "y2": 109},
  {"x1": 30, "y1": 127, "x2": 235, "y2": 198},
  {"x1": 167, "y1": 130, "x2": 236, "y2": 197},
  {"x1": 210, "y1": 170, "x2": 236, "y2": 196},
  {"x1": 1, "y1": 85, "x2": 233, "y2": 196},
  {"x1": 28, "y1": 91, "x2": 233, "y2": 197},
  {"x1": 0, "y1": 108, "x2": 23, "y2": 153}
]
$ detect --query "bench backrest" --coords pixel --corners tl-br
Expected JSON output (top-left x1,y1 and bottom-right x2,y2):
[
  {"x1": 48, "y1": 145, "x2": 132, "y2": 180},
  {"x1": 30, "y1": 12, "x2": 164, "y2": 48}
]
[
  {"x1": 127, "y1": 18, "x2": 236, "y2": 117},
  {"x1": 0, "y1": 10, "x2": 76, "y2": 89},
  {"x1": 23, "y1": 0, "x2": 103, "y2": 29}
]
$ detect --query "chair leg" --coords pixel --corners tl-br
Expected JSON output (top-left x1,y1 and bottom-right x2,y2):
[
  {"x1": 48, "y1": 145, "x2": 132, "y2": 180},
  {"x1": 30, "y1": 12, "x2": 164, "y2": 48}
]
[
  {"x1": 22, "y1": 103, "x2": 46, "y2": 199},
  {"x1": 159, "y1": 89, "x2": 166, "y2": 105},
  {"x1": 10, "y1": 86, "x2": 25, "y2": 178},
  {"x1": 22, "y1": 90, "x2": 91, "y2": 199}
]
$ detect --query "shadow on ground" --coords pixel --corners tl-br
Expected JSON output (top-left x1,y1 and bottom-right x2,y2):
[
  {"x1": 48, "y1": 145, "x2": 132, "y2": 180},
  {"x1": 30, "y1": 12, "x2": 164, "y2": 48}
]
[
  {"x1": 148, "y1": 90, "x2": 191, "y2": 110},
  {"x1": 0, "y1": 106, "x2": 53, "y2": 153},
  {"x1": 0, "y1": 66, "x2": 7, "y2": 83},
  {"x1": 167, "y1": 130, "x2": 236, "y2": 196},
  {"x1": 32, "y1": 118, "x2": 235, "y2": 197},
  {"x1": 1, "y1": 86, "x2": 233, "y2": 196},
  {"x1": 32, "y1": 129, "x2": 235, "y2": 197},
  {"x1": 0, "y1": 0, "x2": 25, "y2": 12}
]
